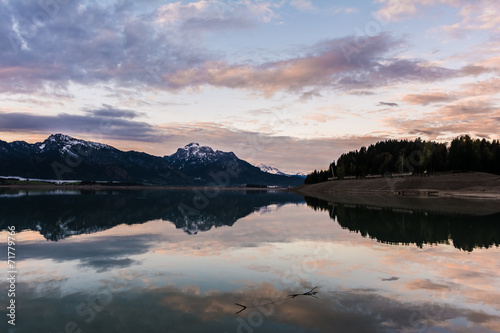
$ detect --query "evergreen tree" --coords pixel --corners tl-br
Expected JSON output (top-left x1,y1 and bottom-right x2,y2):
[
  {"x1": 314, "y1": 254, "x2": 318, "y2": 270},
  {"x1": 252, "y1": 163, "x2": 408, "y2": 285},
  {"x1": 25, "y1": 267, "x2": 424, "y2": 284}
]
[{"x1": 304, "y1": 135, "x2": 500, "y2": 184}]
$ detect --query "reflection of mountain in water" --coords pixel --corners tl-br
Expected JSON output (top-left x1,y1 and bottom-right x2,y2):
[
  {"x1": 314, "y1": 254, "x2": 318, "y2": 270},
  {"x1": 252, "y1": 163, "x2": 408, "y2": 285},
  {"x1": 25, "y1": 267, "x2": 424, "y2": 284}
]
[
  {"x1": 305, "y1": 196, "x2": 500, "y2": 252},
  {"x1": 0, "y1": 190, "x2": 304, "y2": 240}
]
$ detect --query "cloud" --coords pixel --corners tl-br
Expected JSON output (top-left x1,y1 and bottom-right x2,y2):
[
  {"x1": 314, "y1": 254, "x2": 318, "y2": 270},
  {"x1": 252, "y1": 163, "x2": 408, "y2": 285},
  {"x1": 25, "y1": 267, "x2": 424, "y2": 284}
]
[
  {"x1": 396, "y1": 77, "x2": 500, "y2": 137},
  {"x1": 440, "y1": 0, "x2": 500, "y2": 38},
  {"x1": 290, "y1": 0, "x2": 316, "y2": 11},
  {"x1": 374, "y1": 0, "x2": 464, "y2": 22},
  {"x1": 302, "y1": 112, "x2": 336, "y2": 123},
  {"x1": 438, "y1": 100, "x2": 496, "y2": 116},
  {"x1": 459, "y1": 77, "x2": 500, "y2": 97},
  {"x1": 154, "y1": 0, "x2": 274, "y2": 31},
  {"x1": 0, "y1": 111, "x2": 166, "y2": 142},
  {"x1": 0, "y1": 0, "x2": 278, "y2": 95},
  {"x1": 342, "y1": 7, "x2": 359, "y2": 14},
  {"x1": 163, "y1": 33, "x2": 463, "y2": 96},
  {"x1": 386, "y1": 100, "x2": 500, "y2": 139},
  {"x1": 0, "y1": 0, "x2": 467, "y2": 98},
  {"x1": 402, "y1": 92, "x2": 456, "y2": 105},
  {"x1": 84, "y1": 104, "x2": 145, "y2": 119},
  {"x1": 349, "y1": 90, "x2": 376, "y2": 96},
  {"x1": 381, "y1": 276, "x2": 399, "y2": 281},
  {"x1": 378, "y1": 101, "x2": 399, "y2": 107},
  {"x1": 406, "y1": 119, "x2": 500, "y2": 139},
  {"x1": 289, "y1": 1, "x2": 357, "y2": 15},
  {"x1": 300, "y1": 89, "x2": 322, "y2": 101},
  {"x1": 460, "y1": 65, "x2": 489, "y2": 76}
]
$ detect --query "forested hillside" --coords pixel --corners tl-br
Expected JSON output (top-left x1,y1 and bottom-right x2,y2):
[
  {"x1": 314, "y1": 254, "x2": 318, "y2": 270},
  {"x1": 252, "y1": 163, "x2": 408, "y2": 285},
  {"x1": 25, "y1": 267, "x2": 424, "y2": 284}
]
[{"x1": 305, "y1": 135, "x2": 500, "y2": 184}]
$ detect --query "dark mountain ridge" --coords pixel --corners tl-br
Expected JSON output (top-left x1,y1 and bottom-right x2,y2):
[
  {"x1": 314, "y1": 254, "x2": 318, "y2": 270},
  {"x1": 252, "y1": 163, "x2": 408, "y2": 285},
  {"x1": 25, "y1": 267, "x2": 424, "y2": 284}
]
[
  {"x1": 0, "y1": 134, "x2": 304, "y2": 186},
  {"x1": 0, "y1": 134, "x2": 187, "y2": 184},
  {"x1": 164, "y1": 142, "x2": 304, "y2": 186}
]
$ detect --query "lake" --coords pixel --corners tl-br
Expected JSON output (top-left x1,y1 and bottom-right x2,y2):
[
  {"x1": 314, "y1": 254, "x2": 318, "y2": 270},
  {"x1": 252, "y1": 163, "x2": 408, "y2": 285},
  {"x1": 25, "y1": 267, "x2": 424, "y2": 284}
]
[{"x1": 0, "y1": 189, "x2": 499, "y2": 332}]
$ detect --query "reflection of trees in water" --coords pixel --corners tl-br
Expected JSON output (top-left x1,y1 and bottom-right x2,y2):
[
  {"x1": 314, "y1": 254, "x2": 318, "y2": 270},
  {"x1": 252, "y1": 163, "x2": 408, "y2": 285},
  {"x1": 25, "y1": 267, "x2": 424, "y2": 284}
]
[
  {"x1": 0, "y1": 190, "x2": 304, "y2": 241},
  {"x1": 304, "y1": 196, "x2": 500, "y2": 252}
]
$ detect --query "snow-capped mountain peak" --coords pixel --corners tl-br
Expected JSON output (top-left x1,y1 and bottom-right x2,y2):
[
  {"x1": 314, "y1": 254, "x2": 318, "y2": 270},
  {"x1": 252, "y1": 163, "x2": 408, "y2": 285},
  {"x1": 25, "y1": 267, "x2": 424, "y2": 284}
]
[
  {"x1": 165, "y1": 143, "x2": 237, "y2": 170},
  {"x1": 181, "y1": 142, "x2": 215, "y2": 158},
  {"x1": 0, "y1": 134, "x2": 306, "y2": 186},
  {"x1": 256, "y1": 163, "x2": 306, "y2": 178},
  {"x1": 48, "y1": 133, "x2": 74, "y2": 142},
  {"x1": 39, "y1": 133, "x2": 111, "y2": 152},
  {"x1": 256, "y1": 163, "x2": 288, "y2": 176}
]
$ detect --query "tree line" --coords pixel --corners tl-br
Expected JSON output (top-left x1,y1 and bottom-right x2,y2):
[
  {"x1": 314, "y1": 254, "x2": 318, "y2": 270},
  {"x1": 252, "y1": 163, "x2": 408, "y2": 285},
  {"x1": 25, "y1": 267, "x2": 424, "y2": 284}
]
[{"x1": 304, "y1": 135, "x2": 500, "y2": 184}]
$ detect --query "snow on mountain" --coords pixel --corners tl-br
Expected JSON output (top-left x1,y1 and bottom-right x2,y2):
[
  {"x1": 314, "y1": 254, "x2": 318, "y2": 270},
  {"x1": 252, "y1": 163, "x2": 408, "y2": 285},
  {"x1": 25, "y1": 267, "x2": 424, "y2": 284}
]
[
  {"x1": 256, "y1": 163, "x2": 288, "y2": 176},
  {"x1": 37, "y1": 133, "x2": 111, "y2": 153},
  {"x1": 256, "y1": 163, "x2": 306, "y2": 178},
  {"x1": 164, "y1": 142, "x2": 237, "y2": 169},
  {"x1": 0, "y1": 133, "x2": 185, "y2": 184},
  {"x1": 1, "y1": 135, "x2": 305, "y2": 186},
  {"x1": 1, "y1": 134, "x2": 112, "y2": 159},
  {"x1": 293, "y1": 171, "x2": 307, "y2": 178},
  {"x1": 178, "y1": 142, "x2": 218, "y2": 160}
]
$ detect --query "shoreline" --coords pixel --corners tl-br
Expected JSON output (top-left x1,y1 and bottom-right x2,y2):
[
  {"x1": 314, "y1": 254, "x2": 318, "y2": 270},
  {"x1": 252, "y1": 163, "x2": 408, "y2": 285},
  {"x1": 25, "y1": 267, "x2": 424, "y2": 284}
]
[
  {"x1": 0, "y1": 184, "x2": 290, "y2": 191},
  {"x1": 291, "y1": 172, "x2": 500, "y2": 216},
  {"x1": 3, "y1": 172, "x2": 500, "y2": 215}
]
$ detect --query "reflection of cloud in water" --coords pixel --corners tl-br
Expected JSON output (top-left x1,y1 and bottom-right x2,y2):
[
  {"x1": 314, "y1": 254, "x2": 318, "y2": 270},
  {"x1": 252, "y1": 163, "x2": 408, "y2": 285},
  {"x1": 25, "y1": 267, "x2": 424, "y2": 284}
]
[
  {"x1": 78, "y1": 258, "x2": 139, "y2": 273},
  {"x1": 405, "y1": 278, "x2": 453, "y2": 292},
  {"x1": 18, "y1": 234, "x2": 159, "y2": 261},
  {"x1": 2, "y1": 281, "x2": 498, "y2": 333},
  {"x1": 3, "y1": 192, "x2": 500, "y2": 332},
  {"x1": 15, "y1": 234, "x2": 159, "y2": 272}
]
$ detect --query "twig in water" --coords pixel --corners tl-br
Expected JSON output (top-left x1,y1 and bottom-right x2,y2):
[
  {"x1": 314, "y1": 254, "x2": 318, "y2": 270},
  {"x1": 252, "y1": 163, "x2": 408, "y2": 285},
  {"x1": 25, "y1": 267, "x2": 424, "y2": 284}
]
[
  {"x1": 234, "y1": 286, "x2": 319, "y2": 315},
  {"x1": 234, "y1": 303, "x2": 247, "y2": 315},
  {"x1": 288, "y1": 286, "x2": 319, "y2": 298}
]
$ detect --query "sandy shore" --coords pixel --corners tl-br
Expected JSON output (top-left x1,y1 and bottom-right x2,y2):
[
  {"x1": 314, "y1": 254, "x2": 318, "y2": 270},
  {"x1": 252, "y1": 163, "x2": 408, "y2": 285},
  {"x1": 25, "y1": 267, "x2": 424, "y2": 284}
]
[{"x1": 292, "y1": 172, "x2": 500, "y2": 216}]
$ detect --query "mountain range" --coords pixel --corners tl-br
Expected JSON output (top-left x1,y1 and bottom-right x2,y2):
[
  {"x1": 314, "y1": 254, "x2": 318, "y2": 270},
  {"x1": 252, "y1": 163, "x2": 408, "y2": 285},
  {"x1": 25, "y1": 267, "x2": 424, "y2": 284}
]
[{"x1": 0, "y1": 134, "x2": 304, "y2": 187}]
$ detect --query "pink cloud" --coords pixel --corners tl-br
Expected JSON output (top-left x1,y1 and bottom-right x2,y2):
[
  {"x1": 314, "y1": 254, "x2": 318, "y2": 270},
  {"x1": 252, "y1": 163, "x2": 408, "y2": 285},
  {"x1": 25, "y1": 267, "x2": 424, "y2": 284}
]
[
  {"x1": 440, "y1": 0, "x2": 500, "y2": 37},
  {"x1": 386, "y1": 100, "x2": 500, "y2": 139},
  {"x1": 402, "y1": 92, "x2": 456, "y2": 105},
  {"x1": 459, "y1": 77, "x2": 500, "y2": 97},
  {"x1": 302, "y1": 113, "x2": 337, "y2": 123},
  {"x1": 375, "y1": 0, "x2": 464, "y2": 22},
  {"x1": 163, "y1": 34, "x2": 461, "y2": 96}
]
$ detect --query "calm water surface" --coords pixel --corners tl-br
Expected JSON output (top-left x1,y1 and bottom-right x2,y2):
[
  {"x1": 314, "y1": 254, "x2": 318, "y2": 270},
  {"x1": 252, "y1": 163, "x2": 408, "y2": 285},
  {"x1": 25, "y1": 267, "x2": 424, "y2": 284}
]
[{"x1": 0, "y1": 189, "x2": 499, "y2": 332}]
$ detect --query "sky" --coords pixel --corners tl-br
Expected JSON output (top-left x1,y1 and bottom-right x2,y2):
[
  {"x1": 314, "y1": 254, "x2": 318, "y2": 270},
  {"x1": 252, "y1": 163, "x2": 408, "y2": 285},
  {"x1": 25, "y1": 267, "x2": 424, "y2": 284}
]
[{"x1": 0, "y1": 0, "x2": 499, "y2": 173}]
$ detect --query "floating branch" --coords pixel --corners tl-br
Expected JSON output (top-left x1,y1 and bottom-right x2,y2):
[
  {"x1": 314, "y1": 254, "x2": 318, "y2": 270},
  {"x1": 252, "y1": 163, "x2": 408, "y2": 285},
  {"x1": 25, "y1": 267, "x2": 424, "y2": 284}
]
[
  {"x1": 234, "y1": 303, "x2": 247, "y2": 315},
  {"x1": 288, "y1": 286, "x2": 319, "y2": 298},
  {"x1": 234, "y1": 286, "x2": 319, "y2": 315}
]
